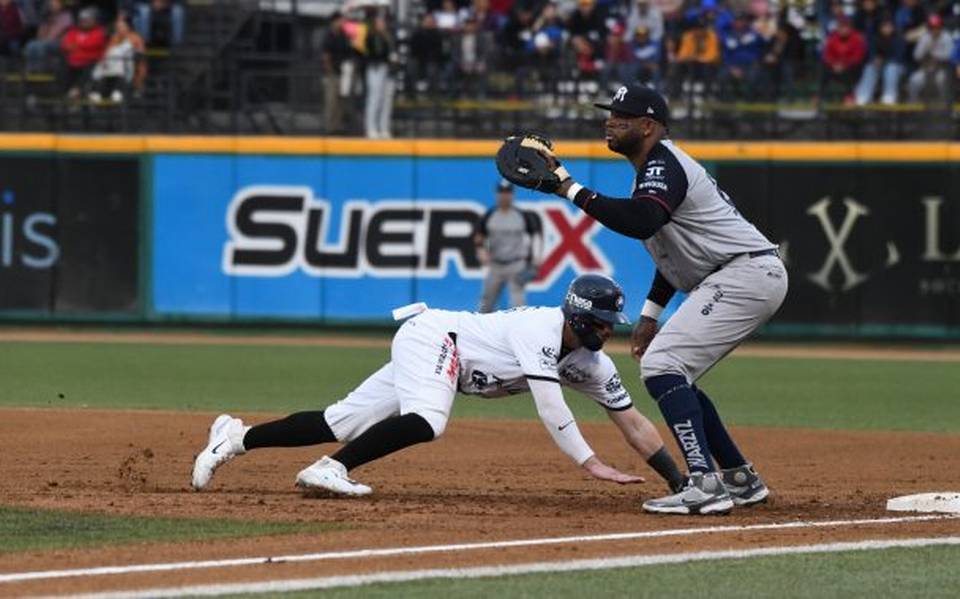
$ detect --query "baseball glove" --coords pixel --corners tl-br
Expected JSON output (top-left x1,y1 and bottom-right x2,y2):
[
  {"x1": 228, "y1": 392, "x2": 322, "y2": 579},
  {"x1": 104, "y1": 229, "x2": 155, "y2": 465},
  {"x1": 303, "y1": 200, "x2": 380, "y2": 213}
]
[{"x1": 495, "y1": 134, "x2": 570, "y2": 194}]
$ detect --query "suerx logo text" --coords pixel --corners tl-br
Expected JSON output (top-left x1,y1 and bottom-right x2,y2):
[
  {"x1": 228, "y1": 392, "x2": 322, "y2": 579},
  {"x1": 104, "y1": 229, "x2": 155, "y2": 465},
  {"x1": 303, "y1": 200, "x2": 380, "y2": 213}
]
[{"x1": 222, "y1": 186, "x2": 613, "y2": 290}]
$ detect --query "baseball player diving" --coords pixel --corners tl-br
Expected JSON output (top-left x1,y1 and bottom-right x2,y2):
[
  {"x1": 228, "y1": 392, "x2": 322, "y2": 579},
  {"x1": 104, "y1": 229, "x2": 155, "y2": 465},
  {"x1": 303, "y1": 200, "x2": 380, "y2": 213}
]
[
  {"x1": 192, "y1": 274, "x2": 686, "y2": 497},
  {"x1": 496, "y1": 84, "x2": 788, "y2": 515}
]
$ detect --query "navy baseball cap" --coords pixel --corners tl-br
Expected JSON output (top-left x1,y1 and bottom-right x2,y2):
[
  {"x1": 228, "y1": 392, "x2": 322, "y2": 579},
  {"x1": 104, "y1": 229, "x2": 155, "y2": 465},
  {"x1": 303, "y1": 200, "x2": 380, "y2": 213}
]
[
  {"x1": 594, "y1": 84, "x2": 669, "y2": 126},
  {"x1": 496, "y1": 178, "x2": 514, "y2": 192}
]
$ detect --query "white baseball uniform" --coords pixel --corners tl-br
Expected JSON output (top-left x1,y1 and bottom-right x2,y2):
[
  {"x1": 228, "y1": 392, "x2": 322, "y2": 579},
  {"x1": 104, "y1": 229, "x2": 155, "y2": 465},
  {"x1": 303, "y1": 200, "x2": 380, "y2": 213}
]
[{"x1": 323, "y1": 306, "x2": 632, "y2": 464}]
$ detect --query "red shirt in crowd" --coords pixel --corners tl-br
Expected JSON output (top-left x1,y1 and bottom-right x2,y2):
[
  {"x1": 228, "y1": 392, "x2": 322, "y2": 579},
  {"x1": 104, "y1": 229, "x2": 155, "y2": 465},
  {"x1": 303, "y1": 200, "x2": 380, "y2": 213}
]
[
  {"x1": 0, "y1": 2, "x2": 23, "y2": 42},
  {"x1": 61, "y1": 25, "x2": 107, "y2": 67},
  {"x1": 823, "y1": 28, "x2": 866, "y2": 70}
]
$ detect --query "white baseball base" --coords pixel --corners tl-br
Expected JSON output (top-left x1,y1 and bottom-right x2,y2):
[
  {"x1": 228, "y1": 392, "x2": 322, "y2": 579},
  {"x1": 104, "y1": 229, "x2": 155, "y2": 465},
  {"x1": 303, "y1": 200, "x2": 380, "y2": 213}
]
[{"x1": 886, "y1": 493, "x2": 960, "y2": 514}]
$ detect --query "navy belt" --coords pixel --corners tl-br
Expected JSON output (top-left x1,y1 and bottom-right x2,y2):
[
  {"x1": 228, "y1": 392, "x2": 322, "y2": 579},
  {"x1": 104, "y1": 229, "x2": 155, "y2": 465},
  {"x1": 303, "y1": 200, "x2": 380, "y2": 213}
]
[{"x1": 713, "y1": 248, "x2": 780, "y2": 273}]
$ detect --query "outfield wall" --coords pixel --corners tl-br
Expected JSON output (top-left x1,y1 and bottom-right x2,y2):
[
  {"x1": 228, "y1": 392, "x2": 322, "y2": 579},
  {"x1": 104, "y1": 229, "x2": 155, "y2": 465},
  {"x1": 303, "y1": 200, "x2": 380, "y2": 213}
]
[{"x1": 0, "y1": 136, "x2": 958, "y2": 338}]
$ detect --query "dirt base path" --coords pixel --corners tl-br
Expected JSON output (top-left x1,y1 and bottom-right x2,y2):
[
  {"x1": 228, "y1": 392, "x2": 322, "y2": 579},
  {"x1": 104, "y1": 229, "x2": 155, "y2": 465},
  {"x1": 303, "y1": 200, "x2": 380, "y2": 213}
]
[{"x1": 1, "y1": 409, "x2": 958, "y2": 596}]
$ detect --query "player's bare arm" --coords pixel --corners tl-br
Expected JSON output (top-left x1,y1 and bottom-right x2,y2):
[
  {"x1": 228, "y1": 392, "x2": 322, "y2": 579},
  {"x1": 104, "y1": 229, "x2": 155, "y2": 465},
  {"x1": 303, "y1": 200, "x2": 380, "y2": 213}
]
[{"x1": 605, "y1": 407, "x2": 666, "y2": 462}]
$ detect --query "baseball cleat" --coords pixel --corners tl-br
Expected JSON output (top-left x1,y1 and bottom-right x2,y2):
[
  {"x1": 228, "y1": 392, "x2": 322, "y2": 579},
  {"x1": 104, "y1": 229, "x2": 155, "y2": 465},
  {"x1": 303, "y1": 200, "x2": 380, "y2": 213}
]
[
  {"x1": 642, "y1": 471, "x2": 734, "y2": 515},
  {"x1": 721, "y1": 463, "x2": 769, "y2": 507},
  {"x1": 191, "y1": 414, "x2": 248, "y2": 490},
  {"x1": 296, "y1": 456, "x2": 372, "y2": 497}
]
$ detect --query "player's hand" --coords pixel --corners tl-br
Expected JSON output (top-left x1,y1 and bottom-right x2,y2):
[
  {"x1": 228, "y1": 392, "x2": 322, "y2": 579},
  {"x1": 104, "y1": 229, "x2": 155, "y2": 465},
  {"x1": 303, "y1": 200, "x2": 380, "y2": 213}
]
[
  {"x1": 582, "y1": 456, "x2": 645, "y2": 484},
  {"x1": 630, "y1": 316, "x2": 658, "y2": 363}
]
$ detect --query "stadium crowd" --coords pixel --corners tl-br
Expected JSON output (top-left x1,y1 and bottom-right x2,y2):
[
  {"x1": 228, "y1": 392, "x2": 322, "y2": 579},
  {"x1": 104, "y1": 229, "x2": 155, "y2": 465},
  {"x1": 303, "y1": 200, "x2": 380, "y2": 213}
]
[
  {"x1": 323, "y1": 0, "x2": 960, "y2": 137},
  {"x1": 2, "y1": 0, "x2": 184, "y2": 103}
]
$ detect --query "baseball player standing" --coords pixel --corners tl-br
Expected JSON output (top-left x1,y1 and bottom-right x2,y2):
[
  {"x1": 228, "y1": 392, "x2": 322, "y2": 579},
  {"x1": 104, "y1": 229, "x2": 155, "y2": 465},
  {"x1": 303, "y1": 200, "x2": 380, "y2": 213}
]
[
  {"x1": 474, "y1": 179, "x2": 544, "y2": 312},
  {"x1": 496, "y1": 84, "x2": 788, "y2": 515},
  {"x1": 192, "y1": 275, "x2": 686, "y2": 497}
]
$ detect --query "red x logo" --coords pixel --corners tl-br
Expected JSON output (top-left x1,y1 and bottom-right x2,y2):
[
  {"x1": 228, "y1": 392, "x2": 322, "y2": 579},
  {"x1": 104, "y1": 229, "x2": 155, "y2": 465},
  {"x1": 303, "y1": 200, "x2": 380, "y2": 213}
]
[{"x1": 536, "y1": 208, "x2": 603, "y2": 282}]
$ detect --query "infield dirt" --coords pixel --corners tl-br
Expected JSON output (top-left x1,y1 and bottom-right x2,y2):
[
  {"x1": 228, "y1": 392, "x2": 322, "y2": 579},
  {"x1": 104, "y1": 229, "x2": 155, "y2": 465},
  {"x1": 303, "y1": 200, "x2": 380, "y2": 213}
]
[{"x1": 1, "y1": 408, "x2": 959, "y2": 596}]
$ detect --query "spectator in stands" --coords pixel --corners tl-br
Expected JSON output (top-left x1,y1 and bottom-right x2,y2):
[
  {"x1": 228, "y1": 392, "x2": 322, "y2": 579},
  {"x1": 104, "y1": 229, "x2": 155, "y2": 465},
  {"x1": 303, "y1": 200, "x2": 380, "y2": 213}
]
[
  {"x1": 60, "y1": 6, "x2": 107, "y2": 100},
  {"x1": 133, "y1": 0, "x2": 184, "y2": 47},
  {"x1": 527, "y1": 2, "x2": 564, "y2": 89},
  {"x1": 819, "y1": 16, "x2": 866, "y2": 103},
  {"x1": 567, "y1": 0, "x2": 607, "y2": 60},
  {"x1": 498, "y1": 0, "x2": 539, "y2": 56},
  {"x1": 363, "y1": 12, "x2": 395, "y2": 139},
  {"x1": 688, "y1": 0, "x2": 734, "y2": 36},
  {"x1": 854, "y1": 16, "x2": 905, "y2": 104},
  {"x1": 0, "y1": 0, "x2": 23, "y2": 56},
  {"x1": 601, "y1": 22, "x2": 636, "y2": 92},
  {"x1": 854, "y1": 0, "x2": 884, "y2": 49},
  {"x1": 761, "y1": 5, "x2": 804, "y2": 101},
  {"x1": 906, "y1": 13, "x2": 953, "y2": 104},
  {"x1": 671, "y1": 9, "x2": 722, "y2": 100},
  {"x1": 88, "y1": 13, "x2": 145, "y2": 103},
  {"x1": 633, "y1": 25, "x2": 661, "y2": 89},
  {"x1": 322, "y1": 12, "x2": 353, "y2": 135},
  {"x1": 894, "y1": 0, "x2": 926, "y2": 70},
  {"x1": 457, "y1": 0, "x2": 500, "y2": 98},
  {"x1": 625, "y1": 0, "x2": 663, "y2": 45},
  {"x1": 434, "y1": 0, "x2": 465, "y2": 31},
  {"x1": 24, "y1": 0, "x2": 73, "y2": 72},
  {"x1": 407, "y1": 12, "x2": 452, "y2": 97},
  {"x1": 952, "y1": 34, "x2": 960, "y2": 96},
  {"x1": 718, "y1": 12, "x2": 765, "y2": 100}
]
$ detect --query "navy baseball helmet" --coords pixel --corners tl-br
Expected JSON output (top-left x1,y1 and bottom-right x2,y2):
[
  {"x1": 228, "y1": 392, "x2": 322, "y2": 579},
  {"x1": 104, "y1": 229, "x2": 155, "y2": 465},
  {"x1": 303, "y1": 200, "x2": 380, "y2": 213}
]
[{"x1": 562, "y1": 274, "x2": 630, "y2": 351}]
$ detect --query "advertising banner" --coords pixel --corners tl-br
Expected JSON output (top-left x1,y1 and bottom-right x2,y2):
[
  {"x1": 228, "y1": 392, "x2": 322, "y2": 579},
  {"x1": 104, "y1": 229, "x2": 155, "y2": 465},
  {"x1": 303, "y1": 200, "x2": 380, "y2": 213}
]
[
  {"x1": 151, "y1": 155, "x2": 660, "y2": 321},
  {"x1": 0, "y1": 156, "x2": 140, "y2": 314},
  {"x1": 152, "y1": 152, "x2": 960, "y2": 336}
]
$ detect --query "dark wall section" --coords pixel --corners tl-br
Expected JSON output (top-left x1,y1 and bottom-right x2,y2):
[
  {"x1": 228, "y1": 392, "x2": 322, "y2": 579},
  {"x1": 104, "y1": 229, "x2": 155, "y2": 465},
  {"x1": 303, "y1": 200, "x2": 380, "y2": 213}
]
[
  {"x1": 718, "y1": 164, "x2": 960, "y2": 330},
  {"x1": 0, "y1": 156, "x2": 140, "y2": 314}
]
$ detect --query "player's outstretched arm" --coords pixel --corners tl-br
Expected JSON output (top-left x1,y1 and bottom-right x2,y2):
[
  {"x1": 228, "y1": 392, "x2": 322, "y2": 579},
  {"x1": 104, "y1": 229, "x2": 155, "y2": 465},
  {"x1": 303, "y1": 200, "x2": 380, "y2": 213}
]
[
  {"x1": 527, "y1": 378, "x2": 644, "y2": 484},
  {"x1": 606, "y1": 406, "x2": 666, "y2": 460}
]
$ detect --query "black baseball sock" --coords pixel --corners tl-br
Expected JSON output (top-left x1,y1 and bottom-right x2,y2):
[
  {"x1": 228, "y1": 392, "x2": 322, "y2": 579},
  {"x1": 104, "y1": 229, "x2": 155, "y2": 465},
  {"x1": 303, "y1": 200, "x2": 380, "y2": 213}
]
[
  {"x1": 645, "y1": 374, "x2": 715, "y2": 474},
  {"x1": 243, "y1": 411, "x2": 337, "y2": 450},
  {"x1": 332, "y1": 413, "x2": 435, "y2": 471},
  {"x1": 694, "y1": 386, "x2": 748, "y2": 469},
  {"x1": 646, "y1": 446, "x2": 686, "y2": 493}
]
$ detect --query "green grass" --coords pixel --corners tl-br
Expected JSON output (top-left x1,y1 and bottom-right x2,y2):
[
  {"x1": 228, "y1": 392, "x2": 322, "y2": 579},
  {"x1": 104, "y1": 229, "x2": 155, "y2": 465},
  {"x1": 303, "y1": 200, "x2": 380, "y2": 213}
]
[
  {"x1": 0, "y1": 506, "x2": 345, "y2": 554},
  {"x1": 1, "y1": 341, "x2": 958, "y2": 432},
  {"x1": 245, "y1": 545, "x2": 960, "y2": 598}
]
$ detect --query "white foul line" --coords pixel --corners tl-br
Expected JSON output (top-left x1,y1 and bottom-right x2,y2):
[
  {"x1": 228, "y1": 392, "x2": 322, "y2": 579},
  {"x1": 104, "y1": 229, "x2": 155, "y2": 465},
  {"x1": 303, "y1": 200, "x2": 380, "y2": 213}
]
[
  {"x1": 2, "y1": 513, "x2": 957, "y2": 585},
  {"x1": 59, "y1": 536, "x2": 960, "y2": 599}
]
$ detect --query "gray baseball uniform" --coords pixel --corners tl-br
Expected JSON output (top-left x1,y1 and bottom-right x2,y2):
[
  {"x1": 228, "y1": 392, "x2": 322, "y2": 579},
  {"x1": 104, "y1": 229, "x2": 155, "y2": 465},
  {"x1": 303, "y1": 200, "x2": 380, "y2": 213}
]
[
  {"x1": 633, "y1": 140, "x2": 788, "y2": 381},
  {"x1": 477, "y1": 207, "x2": 542, "y2": 312}
]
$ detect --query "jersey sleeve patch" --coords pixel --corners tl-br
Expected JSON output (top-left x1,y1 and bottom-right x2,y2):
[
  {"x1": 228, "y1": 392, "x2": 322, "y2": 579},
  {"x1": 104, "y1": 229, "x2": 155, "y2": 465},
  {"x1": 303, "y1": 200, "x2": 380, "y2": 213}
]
[{"x1": 633, "y1": 146, "x2": 688, "y2": 213}]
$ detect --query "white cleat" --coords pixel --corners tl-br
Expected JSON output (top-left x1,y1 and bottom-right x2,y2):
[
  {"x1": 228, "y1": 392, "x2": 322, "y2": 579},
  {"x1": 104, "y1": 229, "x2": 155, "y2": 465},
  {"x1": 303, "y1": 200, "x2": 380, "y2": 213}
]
[
  {"x1": 191, "y1": 414, "x2": 247, "y2": 490},
  {"x1": 295, "y1": 456, "x2": 372, "y2": 497}
]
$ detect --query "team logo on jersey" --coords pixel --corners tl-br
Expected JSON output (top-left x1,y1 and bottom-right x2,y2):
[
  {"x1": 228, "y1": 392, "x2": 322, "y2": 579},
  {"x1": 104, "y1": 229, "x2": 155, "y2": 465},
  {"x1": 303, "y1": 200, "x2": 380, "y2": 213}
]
[
  {"x1": 559, "y1": 363, "x2": 588, "y2": 383},
  {"x1": 603, "y1": 373, "x2": 624, "y2": 394},
  {"x1": 222, "y1": 186, "x2": 612, "y2": 290},
  {"x1": 540, "y1": 346, "x2": 560, "y2": 370}
]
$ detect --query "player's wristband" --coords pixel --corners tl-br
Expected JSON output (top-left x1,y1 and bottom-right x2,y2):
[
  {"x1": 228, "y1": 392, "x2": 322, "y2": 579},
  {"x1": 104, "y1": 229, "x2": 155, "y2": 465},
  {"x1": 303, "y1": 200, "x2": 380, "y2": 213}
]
[
  {"x1": 565, "y1": 182, "x2": 584, "y2": 202},
  {"x1": 641, "y1": 300, "x2": 663, "y2": 320}
]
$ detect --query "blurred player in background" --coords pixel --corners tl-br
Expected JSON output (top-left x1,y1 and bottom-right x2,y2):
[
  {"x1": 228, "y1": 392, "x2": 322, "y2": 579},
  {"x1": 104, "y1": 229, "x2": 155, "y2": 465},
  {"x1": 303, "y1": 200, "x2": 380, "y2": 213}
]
[
  {"x1": 474, "y1": 179, "x2": 543, "y2": 312},
  {"x1": 192, "y1": 274, "x2": 686, "y2": 498}
]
